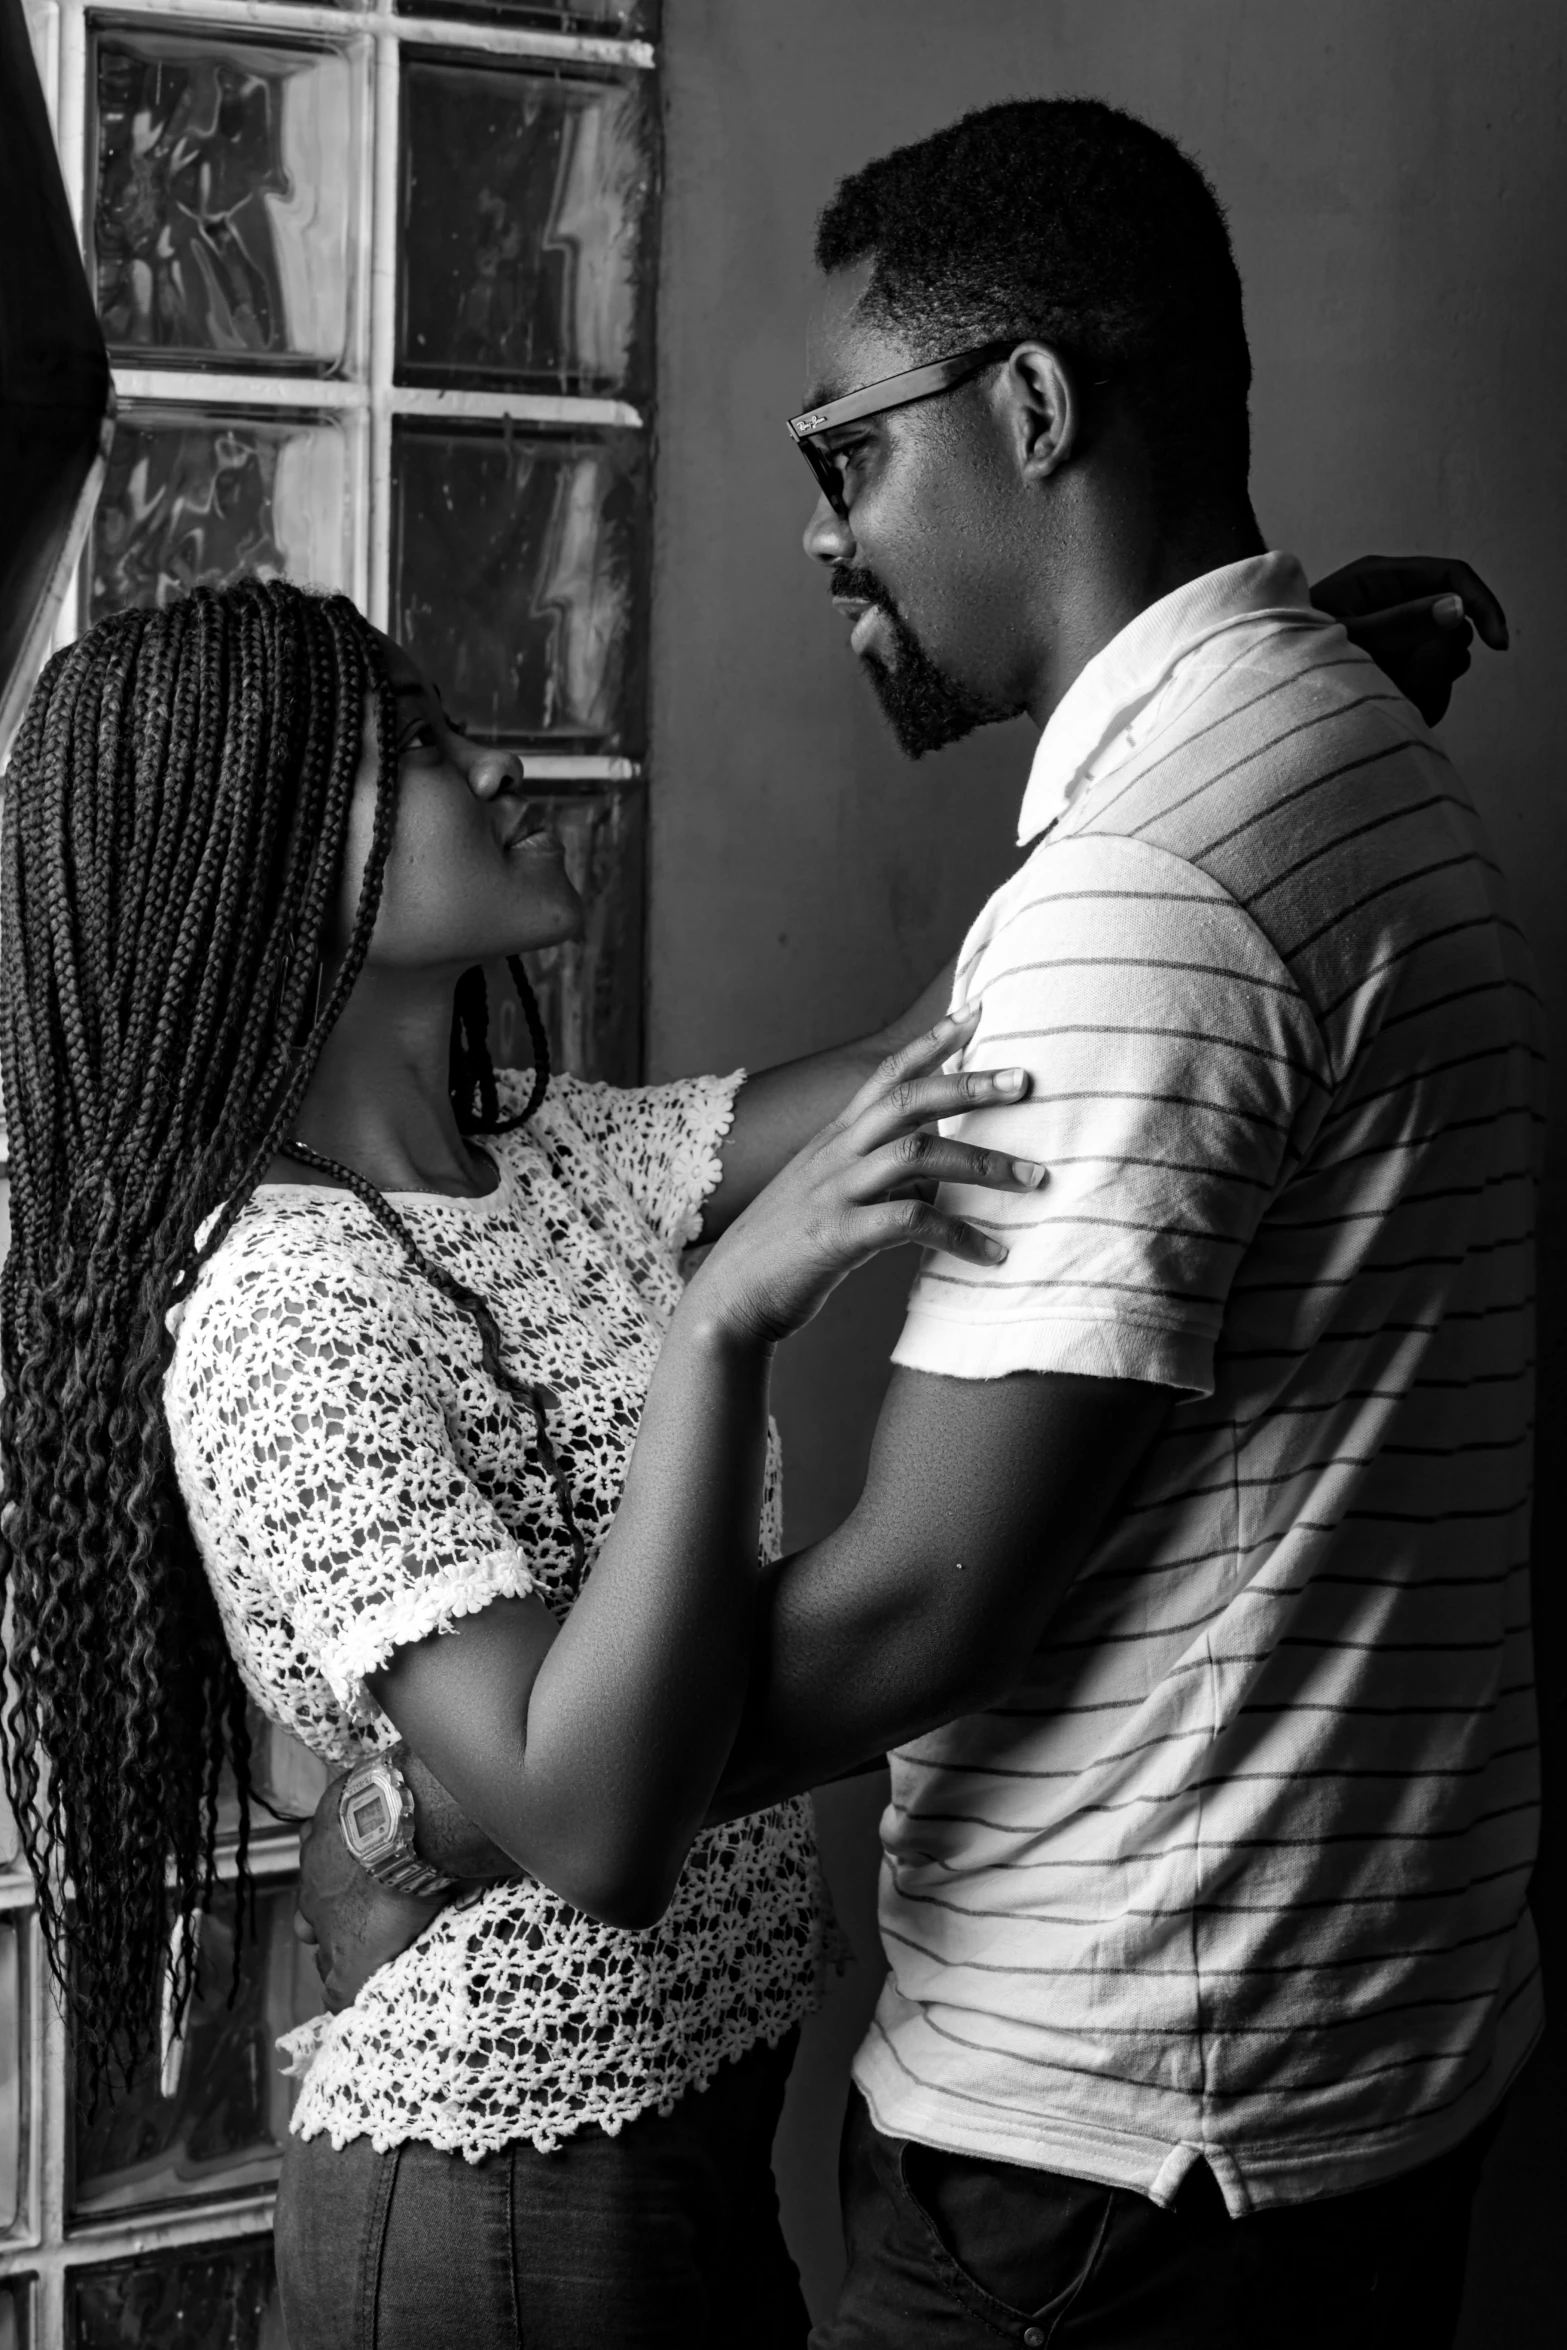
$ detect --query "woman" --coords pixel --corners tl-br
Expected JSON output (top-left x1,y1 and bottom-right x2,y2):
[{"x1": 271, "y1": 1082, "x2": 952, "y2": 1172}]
[{"x1": 0, "y1": 578, "x2": 1041, "y2": 2346}]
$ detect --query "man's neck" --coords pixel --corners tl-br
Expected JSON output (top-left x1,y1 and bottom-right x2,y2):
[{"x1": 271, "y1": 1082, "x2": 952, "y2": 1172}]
[{"x1": 1023, "y1": 502, "x2": 1265, "y2": 731}]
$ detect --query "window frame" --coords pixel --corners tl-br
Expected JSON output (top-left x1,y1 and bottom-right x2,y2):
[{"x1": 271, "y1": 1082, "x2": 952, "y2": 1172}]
[{"x1": 32, "y1": 0, "x2": 654, "y2": 786}]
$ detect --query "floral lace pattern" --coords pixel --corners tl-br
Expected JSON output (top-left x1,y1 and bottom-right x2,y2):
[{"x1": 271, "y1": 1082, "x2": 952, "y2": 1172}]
[{"x1": 164, "y1": 1072, "x2": 829, "y2": 2160}]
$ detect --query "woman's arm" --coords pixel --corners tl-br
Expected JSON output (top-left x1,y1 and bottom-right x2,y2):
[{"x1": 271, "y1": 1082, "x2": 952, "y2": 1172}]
[
  {"x1": 299, "y1": 1016, "x2": 1041, "y2": 1988},
  {"x1": 372, "y1": 1304, "x2": 772, "y2": 1928},
  {"x1": 1309, "y1": 553, "x2": 1507, "y2": 723},
  {"x1": 696, "y1": 954, "x2": 958, "y2": 1239}
]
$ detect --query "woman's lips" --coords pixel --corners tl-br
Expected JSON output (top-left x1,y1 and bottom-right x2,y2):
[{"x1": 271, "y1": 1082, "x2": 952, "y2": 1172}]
[{"x1": 504, "y1": 818, "x2": 566, "y2": 859}]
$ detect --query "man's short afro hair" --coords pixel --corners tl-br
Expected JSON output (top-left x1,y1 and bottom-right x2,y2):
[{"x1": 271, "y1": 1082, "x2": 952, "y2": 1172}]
[{"x1": 816, "y1": 97, "x2": 1253, "y2": 504}]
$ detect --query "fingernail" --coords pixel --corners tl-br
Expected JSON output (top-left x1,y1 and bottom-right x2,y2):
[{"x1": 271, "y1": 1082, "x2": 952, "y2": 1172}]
[
  {"x1": 1011, "y1": 1158, "x2": 1047, "y2": 1188},
  {"x1": 997, "y1": 1068, "x2": 1027, "y2": 1091},
  {"x1": 949, "y1": 1001, "x2": 979, "y2": 1023},
  {"x1": 1435, "y1": 594, "x2": 1464, "y2": 624},
  {"x1": 983, "y1": 1237, "x2": 1008, "y2": 1262}
]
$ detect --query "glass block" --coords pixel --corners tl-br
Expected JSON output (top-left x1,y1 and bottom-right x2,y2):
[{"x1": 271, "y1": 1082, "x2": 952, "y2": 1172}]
[
  {"x1": 0, "y1": 1775, "x2": 20, "y2": 1875},
  {"x1": 399, "y1": 59, "x2": 655, "y2": 395},
  {"x1": 85, "y1": 404, "x2": 350, "y2": 623},
  {"x1": 70, "y1": 1881, "x2": 319, "y2": 2220},
  {"x1": 483, "y1": 788, "x2": 643, "y2": 1084},
  {"x1": 392, "y1": 423, "x2": 647, "y2": 750},
  {"x1": 0, "y1": 1922, "x2": 21, "y2": 2232},
  {"x1": 89, "y1": 25, "x2": 361, "y2": 373},
  {"x1": 396, "y1": 2, "x2": 659, "y2": 39},
  {"x1": 69, "y1": 2238, "x2": 281, "y2": 2350},
  {"x1": 0, "y1": 2277, "x2": 28, "y2": 2350}
]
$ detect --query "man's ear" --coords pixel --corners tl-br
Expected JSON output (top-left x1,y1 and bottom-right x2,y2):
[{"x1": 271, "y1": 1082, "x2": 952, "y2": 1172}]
[{"x1": 1004, "y1": 344, "x2": 1078, "y2": 483}]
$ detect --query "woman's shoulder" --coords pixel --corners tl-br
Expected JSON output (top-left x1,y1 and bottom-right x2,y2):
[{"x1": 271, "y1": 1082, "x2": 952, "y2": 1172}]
[
  {"x1": 169, "y1": 1186, "x2": 429, "y2": 1376},
  {"x1": 498, "y1": 1066, "x2": 744, "y2": 1252}
]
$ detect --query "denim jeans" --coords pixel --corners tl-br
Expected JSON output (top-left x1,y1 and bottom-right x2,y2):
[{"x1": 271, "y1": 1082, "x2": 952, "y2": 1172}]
[
  {"x1": 275, "y1": 2030, "x2": 807, "y2": 2350},
  {"x1": 814, "y1": 2090, "x2": 1500, "y2": 2350}
]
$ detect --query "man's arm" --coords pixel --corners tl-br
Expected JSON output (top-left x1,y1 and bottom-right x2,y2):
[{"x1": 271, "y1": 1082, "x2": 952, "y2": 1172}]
[
  {"x1": 380, "y1": 1363, "x2": 1166, "y2": 1878},
  {"x1": 709, "y1": 1366, "x2": 1169, "y2": 1819}
]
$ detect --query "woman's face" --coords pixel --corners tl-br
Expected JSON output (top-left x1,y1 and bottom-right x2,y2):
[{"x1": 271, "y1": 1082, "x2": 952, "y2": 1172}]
[{"x1": 330, "y1": 635, "x2": 585, "y2": 970}]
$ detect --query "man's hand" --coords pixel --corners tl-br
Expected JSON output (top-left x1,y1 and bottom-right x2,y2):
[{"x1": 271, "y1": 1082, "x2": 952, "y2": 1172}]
[
  {"x1": 294, "y1": 1771, "x2": 452, "y2": 2013},
  {"x1": 1309, "y1": 555, "x2": 1508, "y2": 725}
]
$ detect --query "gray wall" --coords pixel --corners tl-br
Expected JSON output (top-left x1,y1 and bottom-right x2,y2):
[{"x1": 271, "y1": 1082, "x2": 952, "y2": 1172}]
[{"x1": 650, "y1": 1, "x2": 1566, "y2": 2328}]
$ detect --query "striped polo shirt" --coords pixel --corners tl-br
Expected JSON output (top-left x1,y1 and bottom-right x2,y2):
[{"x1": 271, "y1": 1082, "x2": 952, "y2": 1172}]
[{"x1": 856, "y1": 553, "x2": 1542, "y2": 2213}]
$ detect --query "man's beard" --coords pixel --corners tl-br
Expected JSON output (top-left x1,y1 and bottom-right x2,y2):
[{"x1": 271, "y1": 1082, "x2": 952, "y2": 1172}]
[{"x1": 832, "y1": 565, "x2": 1020, "y2": 759}]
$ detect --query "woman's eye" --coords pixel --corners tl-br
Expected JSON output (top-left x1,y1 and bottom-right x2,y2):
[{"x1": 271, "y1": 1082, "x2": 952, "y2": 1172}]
[{"x1": 400, "y1": 720, "x2": 442, "y2": 754}]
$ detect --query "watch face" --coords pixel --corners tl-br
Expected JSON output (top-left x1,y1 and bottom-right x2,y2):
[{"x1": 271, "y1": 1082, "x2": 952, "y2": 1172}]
[{"x1": 347, "y1": 1787, "x2": 393, "y2": 1848}]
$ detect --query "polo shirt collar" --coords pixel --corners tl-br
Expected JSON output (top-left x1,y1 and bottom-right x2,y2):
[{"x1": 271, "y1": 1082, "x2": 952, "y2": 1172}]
[{"x1": 1016, "y1": 551, "x2": 1317, "y2": 846}]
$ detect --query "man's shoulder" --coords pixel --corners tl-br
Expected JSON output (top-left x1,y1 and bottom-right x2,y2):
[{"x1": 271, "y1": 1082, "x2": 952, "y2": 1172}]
[
  {"x1": 1078, "y1": 624, "x2": 1437, "y2": 864},
  {"x1": 1066, "y1": 623, "x2": 1495, "y2": 1010}
]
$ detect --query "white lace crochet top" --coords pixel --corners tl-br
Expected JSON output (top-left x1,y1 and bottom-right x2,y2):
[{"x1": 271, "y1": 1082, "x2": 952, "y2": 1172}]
[{"x1": 163, "y1": 1070, "x2": 829, "y2": 2161}]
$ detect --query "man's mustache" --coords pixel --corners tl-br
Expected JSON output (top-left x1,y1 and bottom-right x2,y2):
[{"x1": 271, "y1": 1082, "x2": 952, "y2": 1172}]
[{"x1": 829, "y1": 563, "x2": 895, "y2": 612}]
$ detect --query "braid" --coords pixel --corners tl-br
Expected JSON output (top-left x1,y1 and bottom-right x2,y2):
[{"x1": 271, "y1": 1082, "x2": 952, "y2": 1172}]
[
  {"x1": 504, "y1": 955, "x2": 552, "y2": 1127},
  {"x1": 448, "y1": 955, "x2": 551, "y2": 1136},
  {"x1": 0, "y1": 578, "x2": 581, "y2": 2098},
  {"x1": 450, "y1": 965, "x2": 498, "y2": 1134},
  {"x1": 274, "y1": 1140, "x2": 586, "y2": 1580}
]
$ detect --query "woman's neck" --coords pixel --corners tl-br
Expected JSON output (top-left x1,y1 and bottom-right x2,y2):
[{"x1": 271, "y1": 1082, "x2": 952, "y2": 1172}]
[{"x1": 272, "y1": 968, "x2": 497, "y2": 1198}]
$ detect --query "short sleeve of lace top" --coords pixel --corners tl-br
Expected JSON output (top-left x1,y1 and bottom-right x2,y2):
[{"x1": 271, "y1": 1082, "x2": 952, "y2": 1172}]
[
  {"x1": 545, "y1": 1070, "x2": 745, "y2": 1252},
  {"x1": 172, "y1": 1252, "x2": 537, "y2": 1728}
]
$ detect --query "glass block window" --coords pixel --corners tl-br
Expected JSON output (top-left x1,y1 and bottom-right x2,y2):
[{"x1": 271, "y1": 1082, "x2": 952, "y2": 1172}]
[
  {"x1": 87, "y1": 26, "x2": 363, "y2": 374},
  {"x1": 391, "y1": 420, "x2": 648, "y2": 746},
  {"x1": 86, "y1": 406, "x2": 354, "y2": 623},
  {"x1": 8, "y1": 0, "x2": 660, "y2": 2335},
  {"x1": 42, "y1": 0, "x2": 657, "y2": 1089},
  {"x1": 399, "y1": 56, "x2": 655, "y2": 392},
  {"x1": 0, "y1": 2277, "x2": 29, "y2": 2350},
  {"x1": 66, "y1": 2237, "x2": 281, "y2": 2350},
  {"x1": 403, "y1": 3, "x2": 660, "y2": 28},
  {"x1": 69, "y1": 1881, "x2": 320, "y2": 2223}
]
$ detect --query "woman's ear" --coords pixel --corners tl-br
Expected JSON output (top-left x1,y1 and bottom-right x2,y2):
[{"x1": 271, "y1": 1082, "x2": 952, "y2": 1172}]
[{"x1": 1001, "y1": 343, "x2": 1079, "y2": 483}]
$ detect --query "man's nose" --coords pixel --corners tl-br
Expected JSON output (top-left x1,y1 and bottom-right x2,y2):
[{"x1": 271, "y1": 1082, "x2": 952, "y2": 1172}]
[{"x1": 803, "y1": 490, "x2": 855, "y2": 567}]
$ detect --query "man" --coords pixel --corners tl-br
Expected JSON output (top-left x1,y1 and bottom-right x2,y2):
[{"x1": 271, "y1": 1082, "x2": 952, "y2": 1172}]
[
  {"x1": 709, "y1": 98, "x2": 1537, "y2": 2344},
  {"x1": 301, "y1": 97, "x2": 1533, "y2": 2350}
]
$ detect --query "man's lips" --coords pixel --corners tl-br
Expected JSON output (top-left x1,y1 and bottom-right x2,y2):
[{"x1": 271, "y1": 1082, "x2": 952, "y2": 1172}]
[{"x1": 832, "y1": 596, "x2": 884, "y2": 656}]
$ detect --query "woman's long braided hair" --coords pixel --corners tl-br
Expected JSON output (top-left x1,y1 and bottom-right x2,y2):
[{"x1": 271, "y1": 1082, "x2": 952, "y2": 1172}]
[{"x1": 0, "y1": 577, "x2": 581, "y2": 2094}]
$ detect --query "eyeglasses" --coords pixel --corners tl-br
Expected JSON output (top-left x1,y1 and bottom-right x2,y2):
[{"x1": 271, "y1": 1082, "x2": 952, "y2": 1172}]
[{"x1": 787, "y1": 338, "x2": 1017, "y2": 520}]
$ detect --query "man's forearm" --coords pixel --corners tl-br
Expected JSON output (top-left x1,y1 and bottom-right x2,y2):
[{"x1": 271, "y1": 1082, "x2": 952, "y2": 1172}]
[
  {"x1": 401, "y1": 1747, "x2": 518, "y2": 1881},
  {"x1": 702, "y1": 1559, "x2": 945, "y2": 1825},
  {"x1": 708, "y1": 1369, "x2": 1173, "y2": 1823}
]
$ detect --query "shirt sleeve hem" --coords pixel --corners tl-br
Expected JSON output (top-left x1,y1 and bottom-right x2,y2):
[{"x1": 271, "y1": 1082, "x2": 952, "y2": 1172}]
[
  {"x1": 891, "y1": 1305, "x2": 1214, "y2": 1395},
  {"x1": 666, "y1": 1069, "x2": 747, "y2": 1251},
  {"x1": 317, "y1": 1545, "x2": 539, "y2": 1727}
]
